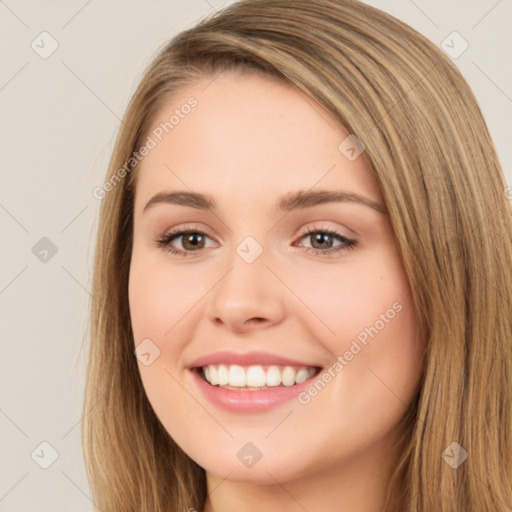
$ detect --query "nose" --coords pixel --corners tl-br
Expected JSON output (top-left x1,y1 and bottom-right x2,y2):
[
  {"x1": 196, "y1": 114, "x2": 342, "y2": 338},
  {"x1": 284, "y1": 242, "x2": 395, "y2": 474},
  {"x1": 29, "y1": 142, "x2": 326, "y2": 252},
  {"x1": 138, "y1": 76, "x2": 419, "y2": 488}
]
[{"x1": 205, "y1": 247, "x2": 286, "y2": 334}]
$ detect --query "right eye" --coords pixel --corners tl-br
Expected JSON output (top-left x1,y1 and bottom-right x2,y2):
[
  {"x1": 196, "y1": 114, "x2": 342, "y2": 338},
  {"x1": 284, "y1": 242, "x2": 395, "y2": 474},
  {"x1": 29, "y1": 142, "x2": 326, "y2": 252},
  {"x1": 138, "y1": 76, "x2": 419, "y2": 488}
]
[{"x1": 155, "y1": 226, "x2": 217, "y2": 257}]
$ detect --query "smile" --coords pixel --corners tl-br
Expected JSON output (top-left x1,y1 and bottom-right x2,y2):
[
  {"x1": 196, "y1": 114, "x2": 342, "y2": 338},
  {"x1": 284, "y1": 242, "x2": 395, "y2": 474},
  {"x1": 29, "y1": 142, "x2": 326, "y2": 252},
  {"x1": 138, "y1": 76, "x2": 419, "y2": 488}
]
[
  {"x1": 188, "y1": 351, "x2": 324, "y2": 412},
  {"x1": 201, "y1": 364, "x2": 319, "y2": 390}
]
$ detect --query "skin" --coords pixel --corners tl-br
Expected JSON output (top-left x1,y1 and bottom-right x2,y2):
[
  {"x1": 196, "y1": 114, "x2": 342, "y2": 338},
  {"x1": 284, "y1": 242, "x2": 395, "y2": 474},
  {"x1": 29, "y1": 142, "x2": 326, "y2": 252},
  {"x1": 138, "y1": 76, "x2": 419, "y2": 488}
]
[{"x1": 128, "y1": 71, "x2": 424, "y2": 512}]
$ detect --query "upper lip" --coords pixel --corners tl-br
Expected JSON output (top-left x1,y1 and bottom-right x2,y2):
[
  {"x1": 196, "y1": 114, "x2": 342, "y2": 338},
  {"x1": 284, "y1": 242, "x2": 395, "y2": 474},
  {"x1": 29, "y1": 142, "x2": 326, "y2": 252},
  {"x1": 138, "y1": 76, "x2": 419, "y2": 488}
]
[{"x1": 188, "y1": 351, "x2": 322, "y2": 369}]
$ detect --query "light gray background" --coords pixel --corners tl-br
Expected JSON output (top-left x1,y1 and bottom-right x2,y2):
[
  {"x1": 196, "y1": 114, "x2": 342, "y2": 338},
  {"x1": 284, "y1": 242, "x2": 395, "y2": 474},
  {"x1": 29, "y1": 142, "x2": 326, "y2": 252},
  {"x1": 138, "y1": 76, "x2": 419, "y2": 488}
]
[{"x1": 1, "y1": 1, "x2": 510, "y2": 510}]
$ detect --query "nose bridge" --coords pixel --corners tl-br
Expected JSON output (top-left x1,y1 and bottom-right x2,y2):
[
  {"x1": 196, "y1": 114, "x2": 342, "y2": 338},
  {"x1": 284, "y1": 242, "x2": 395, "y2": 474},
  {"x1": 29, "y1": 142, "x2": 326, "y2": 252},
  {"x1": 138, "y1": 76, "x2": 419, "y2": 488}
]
[{"x1": 205, "y1": 233, "x2": 285, "y2": 331}]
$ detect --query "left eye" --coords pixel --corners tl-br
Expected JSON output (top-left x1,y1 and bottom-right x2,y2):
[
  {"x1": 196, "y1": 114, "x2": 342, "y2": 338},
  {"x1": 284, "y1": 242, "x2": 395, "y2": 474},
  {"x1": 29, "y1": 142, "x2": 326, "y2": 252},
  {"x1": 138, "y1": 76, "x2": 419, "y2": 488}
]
[{"x1": 295, "y1": 229, "x2": 357, "y2": 256}]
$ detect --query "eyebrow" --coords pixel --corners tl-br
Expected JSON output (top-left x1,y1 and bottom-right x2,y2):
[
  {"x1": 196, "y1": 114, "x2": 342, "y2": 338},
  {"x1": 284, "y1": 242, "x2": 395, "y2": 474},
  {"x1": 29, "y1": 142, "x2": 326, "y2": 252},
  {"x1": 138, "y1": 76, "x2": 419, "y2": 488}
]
[{"x1": 143, "y1": 189, "x2": 387, "y2": 214}]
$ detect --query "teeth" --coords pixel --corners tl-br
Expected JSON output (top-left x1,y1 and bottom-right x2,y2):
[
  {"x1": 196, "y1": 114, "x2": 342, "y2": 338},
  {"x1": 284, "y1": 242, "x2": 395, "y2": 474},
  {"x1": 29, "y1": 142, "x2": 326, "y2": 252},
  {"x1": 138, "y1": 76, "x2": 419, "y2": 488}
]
[
  {"x1": 246, "y1": 365, "x2": 266, "y2": 387},
  {"x1": 266, "y1": 365, "x2": 282, "y2": 387},
  {"x1": 295, "y1": 368, "x2": 310, "y2": 384},
  {"x1": 201, "y1": 364, "x2": 318, "y2": 389},
  {"x1": 229, "y1": 365, "x2": 246, "y2": 387},
  {"x1": 282, "y1": 366, "x2": 296, "y2": 386},
  {"x1": 218, "y1": 364, "x2": 229, "y2": 386},
  {"x1": 208, "y1": 365, "x2": 218, "y2": 385}
]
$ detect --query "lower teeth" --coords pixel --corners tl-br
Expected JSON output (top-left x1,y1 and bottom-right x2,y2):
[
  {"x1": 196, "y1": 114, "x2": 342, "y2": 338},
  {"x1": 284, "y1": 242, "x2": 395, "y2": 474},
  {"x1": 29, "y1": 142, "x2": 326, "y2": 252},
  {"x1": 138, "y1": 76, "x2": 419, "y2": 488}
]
[{"x1": 217, "y1": 384, "x2": 285, "y2": 391}]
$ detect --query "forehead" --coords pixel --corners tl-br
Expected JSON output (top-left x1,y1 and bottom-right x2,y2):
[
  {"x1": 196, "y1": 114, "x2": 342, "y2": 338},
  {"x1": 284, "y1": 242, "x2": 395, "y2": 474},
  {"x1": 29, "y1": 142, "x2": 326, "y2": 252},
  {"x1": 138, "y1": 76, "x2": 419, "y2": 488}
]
[{"x1": 133, "y1": 71, "x2": 382, "y2": 214}]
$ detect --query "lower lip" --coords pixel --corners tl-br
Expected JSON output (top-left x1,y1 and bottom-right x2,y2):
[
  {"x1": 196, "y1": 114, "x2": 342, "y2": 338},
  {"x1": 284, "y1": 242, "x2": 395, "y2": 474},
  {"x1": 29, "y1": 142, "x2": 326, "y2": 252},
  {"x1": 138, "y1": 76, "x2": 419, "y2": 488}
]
[{"x1": 190, "y1": 368, "x2": 320, "y2": 413}]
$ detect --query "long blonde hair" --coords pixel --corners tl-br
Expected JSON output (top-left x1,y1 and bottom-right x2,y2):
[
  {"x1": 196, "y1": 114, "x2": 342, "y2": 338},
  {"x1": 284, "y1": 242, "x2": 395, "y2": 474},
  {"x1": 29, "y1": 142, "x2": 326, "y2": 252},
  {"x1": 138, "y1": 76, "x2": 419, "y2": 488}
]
[{"x1": 83, "y1": 1, "x2": 512, "y2": 510}]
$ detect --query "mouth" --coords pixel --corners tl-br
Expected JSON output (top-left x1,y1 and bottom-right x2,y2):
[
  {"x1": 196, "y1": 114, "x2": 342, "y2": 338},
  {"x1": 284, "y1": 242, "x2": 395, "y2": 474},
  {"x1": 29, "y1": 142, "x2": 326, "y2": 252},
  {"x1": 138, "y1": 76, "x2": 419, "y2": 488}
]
[
  {"x1": 188, "y1": 351, "x2": 325, "y2": 412},
  {"x1": 193, "y1": 364, "x2": 322, "y2": 391}
]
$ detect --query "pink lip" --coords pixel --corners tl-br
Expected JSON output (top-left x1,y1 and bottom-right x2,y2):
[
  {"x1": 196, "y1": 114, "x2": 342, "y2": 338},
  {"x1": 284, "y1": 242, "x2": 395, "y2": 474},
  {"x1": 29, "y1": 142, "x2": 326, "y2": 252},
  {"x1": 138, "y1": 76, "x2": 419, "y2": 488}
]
[
  {"x1": 189, "y1": 367, "x2": 321, "y2": 413},
  {"x1": 188, "y1": 350, "x2": 320, "y2": 369}
]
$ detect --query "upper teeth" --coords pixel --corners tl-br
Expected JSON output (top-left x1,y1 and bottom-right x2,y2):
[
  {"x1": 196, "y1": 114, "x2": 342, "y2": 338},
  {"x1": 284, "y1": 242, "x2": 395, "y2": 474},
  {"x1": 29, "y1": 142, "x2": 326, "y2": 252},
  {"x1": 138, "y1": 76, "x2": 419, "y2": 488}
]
[{"x1": 202, "y1": 364, "x2": 317, "y2": 388}]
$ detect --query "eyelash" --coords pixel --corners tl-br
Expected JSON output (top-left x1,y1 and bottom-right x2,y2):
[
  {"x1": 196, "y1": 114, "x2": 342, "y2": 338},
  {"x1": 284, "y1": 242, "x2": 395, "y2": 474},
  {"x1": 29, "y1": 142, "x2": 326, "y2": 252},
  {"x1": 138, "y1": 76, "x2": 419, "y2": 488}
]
[{"x1": 155, "y1": 224, "x2": 358, "y2": 258}]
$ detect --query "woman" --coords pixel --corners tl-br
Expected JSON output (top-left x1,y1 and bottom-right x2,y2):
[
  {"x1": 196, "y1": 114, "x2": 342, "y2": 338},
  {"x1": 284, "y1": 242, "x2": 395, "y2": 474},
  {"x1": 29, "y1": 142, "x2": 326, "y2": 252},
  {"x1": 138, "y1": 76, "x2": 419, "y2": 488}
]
[{"x1": 83, "y1": 0, "x2": 512, "y2": 510}]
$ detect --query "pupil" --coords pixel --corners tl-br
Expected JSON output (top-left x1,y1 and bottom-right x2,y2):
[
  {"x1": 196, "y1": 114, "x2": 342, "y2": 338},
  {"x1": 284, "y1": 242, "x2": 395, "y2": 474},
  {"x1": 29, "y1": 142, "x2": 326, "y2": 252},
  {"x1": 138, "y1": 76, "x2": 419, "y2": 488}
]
[
  {"x1": 312, "y1": 233, "x2": 332, "y2": 249},
  {"x1": 184, "y1": 233, "x2": 203, "y2": 250}
]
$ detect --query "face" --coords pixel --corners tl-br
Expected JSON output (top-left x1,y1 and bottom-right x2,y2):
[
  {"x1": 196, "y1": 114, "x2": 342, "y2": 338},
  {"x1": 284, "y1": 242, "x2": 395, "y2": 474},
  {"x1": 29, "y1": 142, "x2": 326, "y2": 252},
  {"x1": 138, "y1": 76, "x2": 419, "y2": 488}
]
[{"x1": 128, "y1": 71, "x2": 423, "y2": 485}]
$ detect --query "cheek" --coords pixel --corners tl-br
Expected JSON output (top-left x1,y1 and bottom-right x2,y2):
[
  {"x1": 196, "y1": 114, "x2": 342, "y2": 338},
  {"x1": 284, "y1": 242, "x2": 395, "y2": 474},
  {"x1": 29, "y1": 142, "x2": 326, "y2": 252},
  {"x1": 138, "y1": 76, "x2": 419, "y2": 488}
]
[
  {"x1": 291, "y1": 251, "x2": 413, "y2": 345},
  {"x1": 128, "y1": 257, "x2": 206, "y2": 427},
  {"x1": 293, "y1": 250, "x2": 421, "y2": 407},
  {"x1": 128, "y1": 256, "x2": 205, "y2": 344}
]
